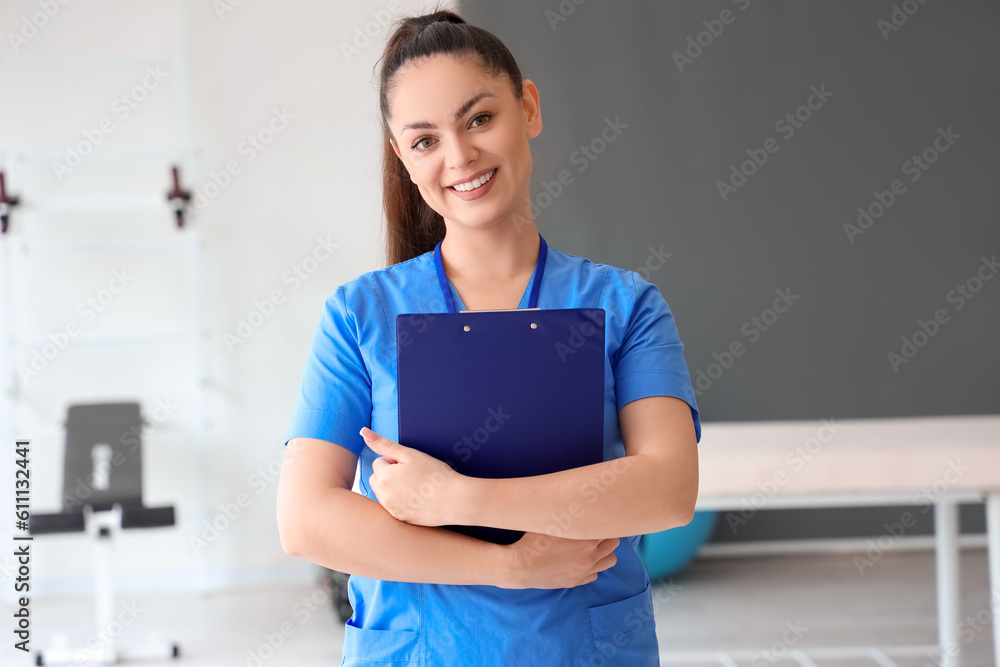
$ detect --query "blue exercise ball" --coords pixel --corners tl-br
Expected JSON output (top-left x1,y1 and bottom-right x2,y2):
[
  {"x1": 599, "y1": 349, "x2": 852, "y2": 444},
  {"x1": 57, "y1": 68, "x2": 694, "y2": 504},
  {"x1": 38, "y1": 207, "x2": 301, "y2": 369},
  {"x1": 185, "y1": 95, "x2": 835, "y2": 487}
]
[{"x1": 637, "y1": 511, "x2": 718, "y2": 582}]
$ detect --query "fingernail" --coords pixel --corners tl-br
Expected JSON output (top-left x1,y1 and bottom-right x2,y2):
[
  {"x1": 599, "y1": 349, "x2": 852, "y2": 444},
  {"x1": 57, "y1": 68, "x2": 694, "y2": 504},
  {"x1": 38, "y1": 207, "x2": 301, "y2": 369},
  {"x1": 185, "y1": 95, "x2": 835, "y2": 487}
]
[{"x1": 360, "y1": 427, "x2": 375, "y2": 442}]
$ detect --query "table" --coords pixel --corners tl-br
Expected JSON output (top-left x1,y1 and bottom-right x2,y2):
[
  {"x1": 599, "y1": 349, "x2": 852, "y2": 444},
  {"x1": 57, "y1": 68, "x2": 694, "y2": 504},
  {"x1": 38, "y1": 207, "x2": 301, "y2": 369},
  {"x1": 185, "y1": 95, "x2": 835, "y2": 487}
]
[{"x1": 670, "y1": 415, "x2": 1000, "y2": 667}]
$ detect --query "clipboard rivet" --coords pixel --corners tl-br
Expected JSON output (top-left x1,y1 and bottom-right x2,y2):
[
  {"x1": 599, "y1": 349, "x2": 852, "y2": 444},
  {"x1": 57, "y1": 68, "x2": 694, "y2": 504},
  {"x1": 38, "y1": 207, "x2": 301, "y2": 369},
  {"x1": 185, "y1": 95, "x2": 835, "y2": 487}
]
[
  {"x1": 530, "y1": 322, "x2": 537, "y2": 329},
  {"x1": 463, "y1": 325, "x2": 470, "y2": 332}
]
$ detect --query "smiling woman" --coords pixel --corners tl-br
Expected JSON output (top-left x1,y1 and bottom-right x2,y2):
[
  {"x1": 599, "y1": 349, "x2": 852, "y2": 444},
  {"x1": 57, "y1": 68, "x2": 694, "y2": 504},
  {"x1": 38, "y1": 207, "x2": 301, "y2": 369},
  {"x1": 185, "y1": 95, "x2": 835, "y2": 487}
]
[{"x1": 277, "y1": 5, "x2": 701, "y2": 666}]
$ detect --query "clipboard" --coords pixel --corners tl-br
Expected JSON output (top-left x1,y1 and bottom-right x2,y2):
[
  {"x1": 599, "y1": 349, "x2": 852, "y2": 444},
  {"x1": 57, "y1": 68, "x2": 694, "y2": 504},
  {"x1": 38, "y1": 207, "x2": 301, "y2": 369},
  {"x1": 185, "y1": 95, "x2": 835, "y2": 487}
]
[{"x1": 396, "y1": 307, "x2": 606, "y2": 545}]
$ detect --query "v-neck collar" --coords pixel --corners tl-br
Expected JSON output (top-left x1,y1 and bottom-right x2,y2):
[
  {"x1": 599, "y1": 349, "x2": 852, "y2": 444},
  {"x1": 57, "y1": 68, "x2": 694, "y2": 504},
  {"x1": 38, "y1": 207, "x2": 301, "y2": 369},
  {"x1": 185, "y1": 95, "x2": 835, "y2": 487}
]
[{"x1": 433, "y1": 233, "x2": 547, "y2": 312}]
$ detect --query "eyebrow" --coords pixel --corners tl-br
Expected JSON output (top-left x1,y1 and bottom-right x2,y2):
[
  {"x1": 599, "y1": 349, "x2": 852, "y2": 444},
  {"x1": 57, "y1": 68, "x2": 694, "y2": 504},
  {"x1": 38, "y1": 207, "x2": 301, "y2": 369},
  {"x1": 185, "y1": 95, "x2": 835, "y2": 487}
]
[{"x1": 400, "y1": 91, "x2": 496, "y2": 133}]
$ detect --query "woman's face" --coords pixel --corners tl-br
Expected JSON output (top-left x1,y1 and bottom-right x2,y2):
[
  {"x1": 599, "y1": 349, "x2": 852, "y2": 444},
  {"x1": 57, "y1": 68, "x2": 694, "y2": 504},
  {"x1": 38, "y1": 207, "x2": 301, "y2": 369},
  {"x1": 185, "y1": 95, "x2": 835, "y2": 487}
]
[{"x1": 388, "y1": 53, "x2": 541, "y2": 233}]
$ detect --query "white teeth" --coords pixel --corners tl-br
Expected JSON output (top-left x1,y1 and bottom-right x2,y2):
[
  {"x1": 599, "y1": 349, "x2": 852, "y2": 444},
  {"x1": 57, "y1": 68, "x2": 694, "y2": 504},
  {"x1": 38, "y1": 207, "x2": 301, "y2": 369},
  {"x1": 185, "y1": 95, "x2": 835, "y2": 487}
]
[{"x1": 453, "y1": 169, "x2": 495, "y2": 192}]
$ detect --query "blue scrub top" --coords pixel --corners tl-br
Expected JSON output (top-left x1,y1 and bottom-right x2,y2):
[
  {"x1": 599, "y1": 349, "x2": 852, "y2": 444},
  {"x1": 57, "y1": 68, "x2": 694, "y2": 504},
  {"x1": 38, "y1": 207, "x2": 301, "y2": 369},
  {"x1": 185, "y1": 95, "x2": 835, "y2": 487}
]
[{"x1": 285, "y1": 241, "x2": 701, "y2": 666}]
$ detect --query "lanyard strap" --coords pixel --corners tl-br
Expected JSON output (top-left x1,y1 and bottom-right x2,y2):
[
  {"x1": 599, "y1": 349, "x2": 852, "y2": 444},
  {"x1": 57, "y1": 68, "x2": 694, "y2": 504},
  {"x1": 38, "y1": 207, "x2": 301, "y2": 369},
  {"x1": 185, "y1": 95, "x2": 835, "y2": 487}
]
[{"x1": 434, "y1": 233, "x2": 547, "y2": 313}]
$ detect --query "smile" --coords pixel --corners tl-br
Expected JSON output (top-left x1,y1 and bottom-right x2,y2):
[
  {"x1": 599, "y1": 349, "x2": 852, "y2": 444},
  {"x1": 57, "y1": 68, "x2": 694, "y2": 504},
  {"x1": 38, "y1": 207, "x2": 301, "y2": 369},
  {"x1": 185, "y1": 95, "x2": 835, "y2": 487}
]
[{"x1": 450, "y1": 168, "x2": 496, "y2": 192}]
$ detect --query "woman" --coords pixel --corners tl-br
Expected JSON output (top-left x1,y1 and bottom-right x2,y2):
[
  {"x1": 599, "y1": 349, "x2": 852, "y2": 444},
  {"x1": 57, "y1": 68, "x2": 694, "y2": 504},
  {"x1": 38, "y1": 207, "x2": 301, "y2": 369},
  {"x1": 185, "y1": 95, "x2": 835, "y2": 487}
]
[{"x1": 277, "y1": 8, "x2": 701, "y2": 666}]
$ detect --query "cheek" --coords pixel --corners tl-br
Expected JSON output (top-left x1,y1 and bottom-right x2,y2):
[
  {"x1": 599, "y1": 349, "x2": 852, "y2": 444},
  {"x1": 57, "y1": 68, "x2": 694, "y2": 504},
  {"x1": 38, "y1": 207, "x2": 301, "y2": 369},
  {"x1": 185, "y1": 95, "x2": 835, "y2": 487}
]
[
  {"x1": 499, "y1": 132, "x2": 530, "y2": 168},
  {"x1": 414, "y1": 162, "x2": 443, "y2": 190},
  {"x1": 504, "y1": 145, "x2": 531, "y2": 185}
]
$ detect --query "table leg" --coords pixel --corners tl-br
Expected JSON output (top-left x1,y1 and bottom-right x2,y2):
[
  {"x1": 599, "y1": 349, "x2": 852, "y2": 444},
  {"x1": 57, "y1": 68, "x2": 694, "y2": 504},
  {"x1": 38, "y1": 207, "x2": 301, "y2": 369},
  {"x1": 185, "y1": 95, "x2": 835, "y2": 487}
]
[
  {"x1": 986, "y1": 493, "x2": 1000, "y2": 667},
  {"x1": 935, "y1": 498, "x2": 961, "y2": 667}
]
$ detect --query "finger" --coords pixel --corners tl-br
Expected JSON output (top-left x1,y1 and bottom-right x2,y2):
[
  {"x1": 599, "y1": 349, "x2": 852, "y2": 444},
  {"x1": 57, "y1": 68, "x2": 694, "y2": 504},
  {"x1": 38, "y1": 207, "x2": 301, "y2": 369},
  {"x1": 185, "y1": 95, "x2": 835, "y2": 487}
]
[
  {"x1": 361, "y1": 428, "x2": 403, "y2": 459},
  {"x1": 598, "y1": 538, "x2": 620, "y2": 556},
  {"x1": 594, "y1": 551, "x2": 617, "y2": 572},
  {"x1": 371, "y1": 454, "x2": 398, "y2": 471}
]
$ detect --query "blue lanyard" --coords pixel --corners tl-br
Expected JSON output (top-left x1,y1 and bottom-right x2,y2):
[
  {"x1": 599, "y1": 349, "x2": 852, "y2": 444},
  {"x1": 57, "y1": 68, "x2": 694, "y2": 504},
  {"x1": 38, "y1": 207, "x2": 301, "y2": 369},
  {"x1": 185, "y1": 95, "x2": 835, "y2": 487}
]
[{"x1": 433, "y1": 233, "x2": 547, "y2": 313}]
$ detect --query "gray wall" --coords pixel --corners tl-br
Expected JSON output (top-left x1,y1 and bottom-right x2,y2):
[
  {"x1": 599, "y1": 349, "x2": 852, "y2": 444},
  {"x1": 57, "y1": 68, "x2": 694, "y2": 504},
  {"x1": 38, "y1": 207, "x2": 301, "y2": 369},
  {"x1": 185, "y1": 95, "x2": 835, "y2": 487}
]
[{"x1": 463, "y1": 0, "x2": 1000, "y2": 542}]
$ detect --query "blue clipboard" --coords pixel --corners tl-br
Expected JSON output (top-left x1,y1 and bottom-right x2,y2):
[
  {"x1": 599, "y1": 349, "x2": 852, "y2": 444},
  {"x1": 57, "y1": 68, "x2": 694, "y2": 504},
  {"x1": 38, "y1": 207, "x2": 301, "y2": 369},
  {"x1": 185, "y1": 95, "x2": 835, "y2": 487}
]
[{"x1": 396, "y1": 307, "x2": 606, "y2": 545}]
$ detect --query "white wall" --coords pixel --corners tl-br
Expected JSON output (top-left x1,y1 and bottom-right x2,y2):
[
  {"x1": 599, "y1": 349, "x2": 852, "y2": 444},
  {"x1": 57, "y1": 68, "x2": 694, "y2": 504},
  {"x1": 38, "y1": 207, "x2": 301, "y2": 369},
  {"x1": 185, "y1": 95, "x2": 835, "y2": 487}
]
[{"x1": 0, "y1": 0, "x2": 449, "y2": 598}]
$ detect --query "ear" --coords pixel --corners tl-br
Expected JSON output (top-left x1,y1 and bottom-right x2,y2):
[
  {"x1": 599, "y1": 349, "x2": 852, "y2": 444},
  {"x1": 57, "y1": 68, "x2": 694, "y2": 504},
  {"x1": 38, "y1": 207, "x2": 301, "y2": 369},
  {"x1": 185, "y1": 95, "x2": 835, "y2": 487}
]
[
  {"x1": 522, "y1": 79, "x2": 542, "y2": 139},
  {"x1": 389, "y1": 138, "x2": 415, "y2": 183}
]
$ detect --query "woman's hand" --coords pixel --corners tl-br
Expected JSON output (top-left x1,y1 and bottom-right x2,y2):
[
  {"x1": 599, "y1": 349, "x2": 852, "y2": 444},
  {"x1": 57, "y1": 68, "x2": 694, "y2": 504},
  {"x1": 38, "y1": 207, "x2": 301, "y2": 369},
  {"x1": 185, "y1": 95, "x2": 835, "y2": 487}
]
[
  {"x1": 362, "y1": 427, "x2": 465, "y2": 527},
  {"x1": 501, "y1": 532, "x2": 620, "y2": 589}
]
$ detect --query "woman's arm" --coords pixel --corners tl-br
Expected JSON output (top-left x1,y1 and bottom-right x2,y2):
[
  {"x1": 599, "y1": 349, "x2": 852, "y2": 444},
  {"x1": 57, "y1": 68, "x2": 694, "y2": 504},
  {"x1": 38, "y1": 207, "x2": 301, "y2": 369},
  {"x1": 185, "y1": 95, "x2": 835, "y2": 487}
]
[
  {"x1": 278, "y1": 437, "x2": 507, "y2": 585},
  {"x1": 277, "y1": 436, "x2": 620, "y2": 588},
  {"x1": 457, "y1": 396, "x2": 699, "y2": 540}
]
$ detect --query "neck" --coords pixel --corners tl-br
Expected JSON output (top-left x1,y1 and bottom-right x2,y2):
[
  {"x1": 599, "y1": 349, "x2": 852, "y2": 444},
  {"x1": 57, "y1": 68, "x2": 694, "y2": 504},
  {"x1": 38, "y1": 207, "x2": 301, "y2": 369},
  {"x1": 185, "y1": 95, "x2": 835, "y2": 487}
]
[{"x1": 439, "y1": 223, "x2": 540, "y2": 283}]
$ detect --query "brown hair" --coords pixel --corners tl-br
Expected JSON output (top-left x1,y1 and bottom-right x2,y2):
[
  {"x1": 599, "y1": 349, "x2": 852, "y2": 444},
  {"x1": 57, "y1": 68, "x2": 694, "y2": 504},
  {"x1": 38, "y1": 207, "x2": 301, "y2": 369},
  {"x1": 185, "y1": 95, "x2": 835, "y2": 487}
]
[{"x1": 376, "y1": 5, "x2": 524, "y2": 266}]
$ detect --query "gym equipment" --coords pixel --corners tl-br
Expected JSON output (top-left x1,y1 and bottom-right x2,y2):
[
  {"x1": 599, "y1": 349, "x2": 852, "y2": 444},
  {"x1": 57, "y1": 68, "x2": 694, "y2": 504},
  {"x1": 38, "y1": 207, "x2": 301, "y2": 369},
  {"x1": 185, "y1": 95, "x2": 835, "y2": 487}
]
[
  {"x1": 165, "y1": 165, "x2": 191, "y2": 228},
  {"x1": 326, "y1": 568, "x2": 353, "y2": 623},
  {"x1": 28, "y1": 402, "x2": 181, "y2": 665},
  {"x1": 637, "y1": 511, "x2": 718, "y2": 582},
  {"x1": 0, "y1": 170, "x2": 19, "y2": 234}
]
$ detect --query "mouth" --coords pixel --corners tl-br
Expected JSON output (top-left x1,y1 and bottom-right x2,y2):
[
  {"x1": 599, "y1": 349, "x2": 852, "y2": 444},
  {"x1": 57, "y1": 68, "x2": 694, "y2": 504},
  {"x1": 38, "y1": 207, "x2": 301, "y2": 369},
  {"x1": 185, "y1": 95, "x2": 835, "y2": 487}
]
[{"x1": 448, "y1": 167, "x2": 497, "y2": 192}]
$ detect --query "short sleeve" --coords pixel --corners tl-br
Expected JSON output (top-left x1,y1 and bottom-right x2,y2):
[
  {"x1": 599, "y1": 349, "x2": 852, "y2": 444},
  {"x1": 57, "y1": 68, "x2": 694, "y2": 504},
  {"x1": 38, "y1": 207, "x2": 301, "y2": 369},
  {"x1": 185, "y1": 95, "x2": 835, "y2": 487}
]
[
  {"x1": 613, "y1": 273, "x2": 701, "y2": 443},
  {"x1": 284, "y1": 285, "x2": 372, "y2": 456}
]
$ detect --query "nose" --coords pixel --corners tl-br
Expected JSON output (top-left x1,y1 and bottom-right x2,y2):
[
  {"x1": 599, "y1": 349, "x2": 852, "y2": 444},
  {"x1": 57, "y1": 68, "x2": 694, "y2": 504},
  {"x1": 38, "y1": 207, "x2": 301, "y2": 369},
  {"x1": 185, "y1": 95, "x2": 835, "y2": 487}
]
[{"x1": 443, "y1": 132, "x2": 478, "y2": 172}]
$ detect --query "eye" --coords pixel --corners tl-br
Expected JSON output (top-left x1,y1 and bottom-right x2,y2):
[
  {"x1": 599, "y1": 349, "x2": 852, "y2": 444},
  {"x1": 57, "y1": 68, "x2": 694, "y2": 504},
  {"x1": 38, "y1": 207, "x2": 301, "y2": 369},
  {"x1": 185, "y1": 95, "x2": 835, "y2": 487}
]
[
  {"x1": 411, "y1": 137, "x2": 432, "y2": 151},
  {"x1": 470, "y1": 112, "x2": 492, "y2": 127}
]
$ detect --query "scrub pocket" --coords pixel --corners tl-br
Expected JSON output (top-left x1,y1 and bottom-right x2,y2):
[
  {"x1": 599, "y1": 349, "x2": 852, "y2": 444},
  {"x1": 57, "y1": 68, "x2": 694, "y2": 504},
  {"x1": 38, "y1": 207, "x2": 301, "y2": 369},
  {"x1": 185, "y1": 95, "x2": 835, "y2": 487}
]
[
  {"x1": 587, "y1": 582, "x2": 659, "y2": 666},
  {"x1": 341, "y1": 622, "x2": 421, "y2": 665}
]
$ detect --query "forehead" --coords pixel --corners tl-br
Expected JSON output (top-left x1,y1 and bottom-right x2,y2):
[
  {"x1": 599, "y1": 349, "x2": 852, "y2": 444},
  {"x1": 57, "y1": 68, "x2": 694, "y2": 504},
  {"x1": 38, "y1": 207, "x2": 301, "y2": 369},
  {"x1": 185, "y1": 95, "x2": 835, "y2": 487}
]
[{"x1": 389, "y1": 53, "x2": 509, "y2": 128}]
